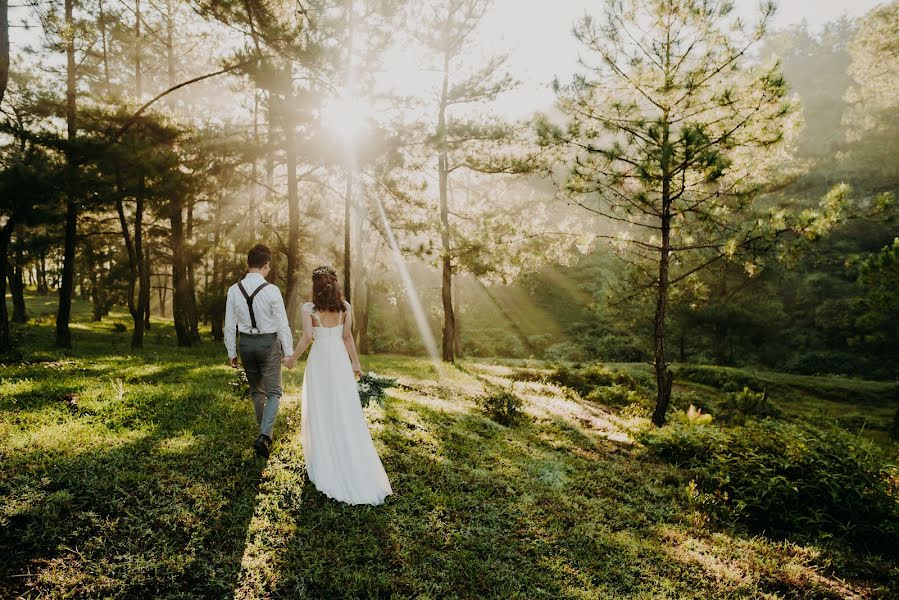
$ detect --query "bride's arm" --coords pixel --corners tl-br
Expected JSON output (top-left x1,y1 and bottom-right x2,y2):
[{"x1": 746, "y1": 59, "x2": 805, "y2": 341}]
[
  {"x1": 342, "y1": 302, "x2": 362, "y2": 376},
  {"x1": 286, "y1": 308, "x2": 314, "y2": 367}
]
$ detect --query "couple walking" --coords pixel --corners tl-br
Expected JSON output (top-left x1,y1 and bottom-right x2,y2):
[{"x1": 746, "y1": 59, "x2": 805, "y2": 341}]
[{"x1": 224, "y1": 244, "x2": 392, "y2": 506}]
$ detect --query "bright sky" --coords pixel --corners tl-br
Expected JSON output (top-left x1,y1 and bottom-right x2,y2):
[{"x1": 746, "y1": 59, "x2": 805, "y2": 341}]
[
  {"x1": 9, "y1": 0, "x2": 886, "y2": 122},
  {"x1": 469, "y1": 0, "x2": 888, "y2": 117}
]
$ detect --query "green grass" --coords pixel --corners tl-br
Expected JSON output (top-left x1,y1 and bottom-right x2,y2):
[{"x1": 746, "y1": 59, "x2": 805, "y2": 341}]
[{"x1": 2, "y1": 293, "x2": 897, "y2": 598}]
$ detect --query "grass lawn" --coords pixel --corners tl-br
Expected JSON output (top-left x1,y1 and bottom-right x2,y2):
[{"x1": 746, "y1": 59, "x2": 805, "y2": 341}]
[{"x1": 1, "y1": 293, "x2": 897, "y2": 598}]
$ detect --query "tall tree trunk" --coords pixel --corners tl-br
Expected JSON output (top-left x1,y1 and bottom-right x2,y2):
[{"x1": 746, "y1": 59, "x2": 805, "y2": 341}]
[
  {"x1": 210, "y1": 197, "x2": 224, "y2": 341},
  {"x1": 142, "y1": 243, "x2": 151, "y2": 329},
  {"x1": 650, "y1": 112, "x2": 673, "y2": 425},
  {"x1": 0, "y1": 217, "x2": 17, "y2": 354},
  {"x1": 284, "y1": 92, "x2": 302, "y2": 330},
  {"x1": 343, "y1": 168, "x2": 353, "y2": 303},
  {"x1": 249, "y1": 90, "x2": 259, "y2": 242},
  {"x1": 342, "y1": 0, "x2": 355, "y2": 303},
  {"x1": 115, "y1": 192, "x2": 146, "y2": 347},
  {"x1": 55, "y1": 0, "x2": 77, "y2": 349},
  {"x1": 158, "y1": 275, "x2": 167, "y2": 317},
  {"x1": 453, "y1": 279, "x2": 463, "y2": 358},
  {"x1": 170, "y1": 199, "x2": 193, "y2": 346},
  {"x1": 10, "y1": 238, "x2": 27, "y2": 323},
  {"x1": 37, "y1": 252, "x2": 47, "y2": 295},
  {"x1": 438, "y1": 53, "x2": 454, "y2": 362},
  {"x1": 186, "y1": 201, "x2": 200, "y2": 342},
  {"x1": 650, "y1": 219, "x2": 673, "y2": 427},
  {"x1": 352, "y1": 191, "x2": 367, "y2": 351},
  {"x1": 0, "y1": 0, "x2": 8, "y2": 107},
  {"x1": 164, "y1": 0, "x2": 198, "y2": 345}
]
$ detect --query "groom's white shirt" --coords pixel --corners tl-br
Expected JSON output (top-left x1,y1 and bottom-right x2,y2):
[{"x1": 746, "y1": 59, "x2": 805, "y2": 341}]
[{"x1": 224, "y1": 272, "x2": 294, "y2": 359}]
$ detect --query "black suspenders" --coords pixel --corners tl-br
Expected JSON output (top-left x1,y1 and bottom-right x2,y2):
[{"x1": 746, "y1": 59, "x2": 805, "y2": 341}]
[{"x1": 236, "y1": 281, "x2": 271, "y2": 333}]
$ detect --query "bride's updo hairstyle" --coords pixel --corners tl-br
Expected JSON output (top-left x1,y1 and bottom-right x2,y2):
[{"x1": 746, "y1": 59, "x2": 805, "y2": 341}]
[{"x1": 311, "y1": 265, "x2": 347, "y2": 313}]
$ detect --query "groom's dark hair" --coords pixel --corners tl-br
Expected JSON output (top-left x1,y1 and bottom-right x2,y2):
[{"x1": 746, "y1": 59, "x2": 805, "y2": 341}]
[{"x1": 247, "y1": 243, "x2": 272, "y2": 269}]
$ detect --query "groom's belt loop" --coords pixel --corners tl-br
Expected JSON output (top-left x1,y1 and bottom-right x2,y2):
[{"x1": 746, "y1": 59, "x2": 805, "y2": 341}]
[{"x1": 237, "y1": 281, "x2": 271, "y2": 334}]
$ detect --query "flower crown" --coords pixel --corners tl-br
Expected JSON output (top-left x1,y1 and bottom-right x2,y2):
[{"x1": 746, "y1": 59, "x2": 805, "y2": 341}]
[{"x1": 313, "y1": 266, "x2": 335, "y2": 276}]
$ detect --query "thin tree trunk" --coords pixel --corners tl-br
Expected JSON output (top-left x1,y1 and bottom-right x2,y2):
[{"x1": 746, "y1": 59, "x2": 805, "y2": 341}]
[
  {"x1": 0, "y1": 217, "x2": 17, "y2": 353},
  {"x1": 352, "y1": 191, "x2": 367, "y2": 351},
  {"x1": 142, "y1": 243, "x2": 151, "y2": 329},
  {"x1": 650, "y1": 108, "x2": 673, "y2": 426},
  {"x1": 186, "y1": 200, "x2": 200, "y2": 342},
  {"x1": 284, "y1": 91, "x2": 302, "y2": 330},
  {"x1": 115, "y1": 192, "x2": 145, "y2": 347},
  {"x1": 10, "y1": 238, "x2": 27, "y2": 323},
  {"x1": 249, "y1": 90, "x2": 259, "y2": 242},
  {"x1": 453, "y1": 279, "x2": 463, "y2": 358},
  {"x1": 438, "y1": 53, "x2": 454, "y2": 362},
  {"x1": 171, "y1": 199, "x2": 193, "y2": 346},
  {"x1": 343, "y1": 168, "x2": 353, "y2": 303},
  {"x1": 0, "y1": 0, "x2": 8, "y2": 107},
  {"x1": 342, "y1": 0, "x2": 355, "y2": 303},
  {"x1": 210, "y1": 197, "x2": 224, "y2": 341},
  {"x1": 158, "y1": 276, "x2": 167, "y2": 317},
  {"x1": 55, "y1": 0, "x2": 77, "y2": 349},
  {"x1": 38, "y1": 252, "x2": 47, "y2": 295},
  {"x1": 165, "y1": 0, "x2": 197, "y2": 345},
  {"x1": 650, "y1": 213, "x2": 673, "y2": 426}
]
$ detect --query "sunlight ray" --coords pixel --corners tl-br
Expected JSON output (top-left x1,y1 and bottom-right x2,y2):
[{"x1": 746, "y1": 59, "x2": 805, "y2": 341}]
[{"x1": 371, "y1": 191, "x2": 443, "y2": 372}]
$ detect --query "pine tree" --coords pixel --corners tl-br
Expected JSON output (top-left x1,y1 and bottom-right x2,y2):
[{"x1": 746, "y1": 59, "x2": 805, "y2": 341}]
[{"x1": 542, "y1": 0, "x2": 824, "y2": 425}]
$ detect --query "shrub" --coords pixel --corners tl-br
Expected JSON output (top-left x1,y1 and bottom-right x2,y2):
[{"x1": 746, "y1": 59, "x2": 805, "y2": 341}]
[
  {"x1": 477, "y1": 385, "x2": 525, "y2": 426},
  {"x1": 548, "y1": 364, "x2": 640, "y2": 398},
  {"x1": 674, "y1": 365, "x2": 762, "y2": 392},
  {"x1": 640, "y1": 420, "x2": 899, "y2": 553},
  {"x1": 670, "y1": 390, "x2": 715, "y2": 414},
  {"x1": 112, "y1": 322, "x2": 128, "y2": 333},
  {"x1": 543, "y1": 341, "x2": 588, "y2": 363},
  {"x1": 718, "y1": 386, "x2": 780, "y2": 423},
  {"x1": 586, "y1": 383, "x2": 648, "y2": 408}
]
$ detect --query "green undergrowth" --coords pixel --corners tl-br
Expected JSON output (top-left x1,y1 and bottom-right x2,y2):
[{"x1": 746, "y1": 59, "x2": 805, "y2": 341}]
[{"x1": 2, "y1": 293, "x2": 897, "y2": 598}]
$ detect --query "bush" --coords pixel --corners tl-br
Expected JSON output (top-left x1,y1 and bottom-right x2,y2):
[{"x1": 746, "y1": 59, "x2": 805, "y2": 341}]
[
  {"x1": 586, "y1": 383, "x2": 648, "y2": 409},
  {"x1": 548, "y1": 364, "x2": 640, "y2": 398},
  {"x1": 674, "y1": 365, "x2": 763, "y2": 393},
  {"x1": 718, "y1": 386, "x2": 780, "y2": 423},
  {"x1": 476, "y1": 384, "x2": 525, "y2": 426},
  {"x1": 543, "y1": 341, "x2": 589, "y2": 363},
  {"x1": 670, "y1": 390, "x2": 715, "y2": 414},
  {"x1": 639, "y1": 420, "x2": 899, "y2": 553}
]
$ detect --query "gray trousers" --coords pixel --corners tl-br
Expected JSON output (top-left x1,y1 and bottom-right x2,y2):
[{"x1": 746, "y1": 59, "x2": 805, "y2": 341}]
[{"x1": 238, "y1": 332, "x2": 283, "y2": 438}]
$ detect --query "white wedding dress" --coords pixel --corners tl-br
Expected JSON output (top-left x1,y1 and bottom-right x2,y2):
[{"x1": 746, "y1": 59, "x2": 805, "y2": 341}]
[{"x1": 299, "y1": 301, "x2": 392, "y2": 505}]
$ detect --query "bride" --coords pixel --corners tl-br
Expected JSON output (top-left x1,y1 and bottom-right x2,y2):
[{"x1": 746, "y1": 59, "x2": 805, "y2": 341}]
[{"x1": 283, "y1": 265, "x2": 392, "y2": 506}]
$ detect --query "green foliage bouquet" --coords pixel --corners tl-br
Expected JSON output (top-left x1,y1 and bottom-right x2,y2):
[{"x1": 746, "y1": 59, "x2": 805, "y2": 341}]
[{"x1": 357, "y1": 371, "x2": 397, "y2": 408}]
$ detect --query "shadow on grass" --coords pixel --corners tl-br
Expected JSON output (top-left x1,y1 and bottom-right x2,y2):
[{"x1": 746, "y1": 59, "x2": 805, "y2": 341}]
[
  {"x1": 0, "y1": 363, "x2": 275, "y2": 598},
  {"x1": 255, "y1": 390, "x2": 724, "y2": 599}
]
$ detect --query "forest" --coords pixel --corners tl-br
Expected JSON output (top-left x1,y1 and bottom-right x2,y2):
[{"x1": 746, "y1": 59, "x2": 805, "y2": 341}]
[{"x1": 1, "y1": 0, "x2": 898, "y2": 598}]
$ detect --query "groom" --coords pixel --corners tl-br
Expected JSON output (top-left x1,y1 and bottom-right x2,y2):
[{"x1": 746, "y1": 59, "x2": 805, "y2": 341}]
[{"x1": 224, "y1": 243, "x2": 293, "y2": 458}]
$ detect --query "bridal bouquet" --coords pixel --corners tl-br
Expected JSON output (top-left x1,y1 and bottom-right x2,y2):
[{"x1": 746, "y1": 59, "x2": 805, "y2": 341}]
[{"x1": 357, "y1": 371, "x2": 397, "y2": 408}]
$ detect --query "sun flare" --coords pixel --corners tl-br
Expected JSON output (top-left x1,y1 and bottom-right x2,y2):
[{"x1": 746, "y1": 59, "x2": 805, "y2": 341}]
[{"x1": 321, "y1": 93, "x2": 372, "y2": 145}]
